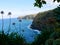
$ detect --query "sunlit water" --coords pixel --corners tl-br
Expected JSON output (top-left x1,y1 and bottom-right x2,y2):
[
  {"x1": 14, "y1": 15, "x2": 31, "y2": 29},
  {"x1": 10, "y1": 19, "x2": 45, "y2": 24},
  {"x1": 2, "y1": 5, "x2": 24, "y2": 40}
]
[{"x1": 0, "y1": 18, "x2": 40, "y2": 43}]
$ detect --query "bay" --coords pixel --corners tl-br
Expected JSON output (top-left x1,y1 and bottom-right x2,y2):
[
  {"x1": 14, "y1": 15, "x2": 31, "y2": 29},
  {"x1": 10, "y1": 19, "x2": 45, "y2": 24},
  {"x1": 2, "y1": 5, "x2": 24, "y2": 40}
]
[{"x1": 0, "y1": 18, "x2": 40, "y2": 43}]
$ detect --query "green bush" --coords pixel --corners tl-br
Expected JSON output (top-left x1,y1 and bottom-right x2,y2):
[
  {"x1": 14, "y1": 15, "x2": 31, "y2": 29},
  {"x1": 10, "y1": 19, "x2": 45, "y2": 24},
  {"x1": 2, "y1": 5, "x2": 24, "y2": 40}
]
[
  {"x1": 45, "y1": 39, "x2": 54, "y2": 45},
  {"x1": 31, "y1": 29, "x2": 53, "y2": 45},
  {"x1": 50, "y1": 32, "x2": 60, "y2": 39},
  {"x1": 53, "y1": 39, "x2": 60, "y2": 45},
  {"x1": 0, "y1": 32, "x2": 25, "y2": 45}
]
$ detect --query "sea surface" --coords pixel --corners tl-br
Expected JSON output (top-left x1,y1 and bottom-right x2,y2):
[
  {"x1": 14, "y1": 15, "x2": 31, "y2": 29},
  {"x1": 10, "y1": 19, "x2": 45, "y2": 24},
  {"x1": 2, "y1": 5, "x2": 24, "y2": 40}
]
[{"x1": 0, "y1": 18, "x2": 40, "y2": 43}]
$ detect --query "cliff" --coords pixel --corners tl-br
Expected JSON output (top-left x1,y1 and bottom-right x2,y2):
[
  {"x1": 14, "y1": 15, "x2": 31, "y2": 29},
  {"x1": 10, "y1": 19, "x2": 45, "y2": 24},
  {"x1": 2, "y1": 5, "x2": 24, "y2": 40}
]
[{"x1": 31, "y1": 6, "x2": 60, "y2": 31}]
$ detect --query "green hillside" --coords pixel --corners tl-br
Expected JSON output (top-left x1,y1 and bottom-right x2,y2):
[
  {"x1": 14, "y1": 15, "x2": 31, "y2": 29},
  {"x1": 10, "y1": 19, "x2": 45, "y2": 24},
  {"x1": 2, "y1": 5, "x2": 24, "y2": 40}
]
[
  {"x1": 30, "y1": 5, "x2": 60, "y2": 45},
  {"x1": 31, "y1": 6, "x2": 60, "y2": 32}
]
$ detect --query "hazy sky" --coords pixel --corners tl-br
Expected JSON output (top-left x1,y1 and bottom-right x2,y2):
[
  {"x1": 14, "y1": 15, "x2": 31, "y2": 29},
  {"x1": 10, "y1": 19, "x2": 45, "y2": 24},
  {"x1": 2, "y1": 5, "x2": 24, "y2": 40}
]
[{"x1": 0, "y1": 0, "x2": 60, "y2": 19}]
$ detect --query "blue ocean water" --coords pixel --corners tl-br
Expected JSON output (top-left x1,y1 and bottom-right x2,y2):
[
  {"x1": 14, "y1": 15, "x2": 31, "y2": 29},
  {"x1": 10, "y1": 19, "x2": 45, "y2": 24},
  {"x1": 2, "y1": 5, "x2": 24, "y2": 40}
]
[{"x1": 0, "y1": 18, "x2": 40, "y2": 43}]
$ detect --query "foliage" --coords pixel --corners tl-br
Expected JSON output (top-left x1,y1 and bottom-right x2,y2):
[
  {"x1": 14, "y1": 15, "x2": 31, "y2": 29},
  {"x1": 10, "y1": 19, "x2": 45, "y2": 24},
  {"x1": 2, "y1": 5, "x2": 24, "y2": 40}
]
[
  {"x1": 45, "y1": 39, "x2": 54, "y2": 45},
  {"x1": 50, "y1": 32, "x2": 60, "y2": 39},
  {"x1": 31, "y1": 5, "x2": 60, "y2": 45},
  {"x1": 53, "y1": 39, "x2": 60, "y2": 45},
  {"x1": 34, "y1": 0, "x2": 60, "y2": 8},
  {"x1": 31, "y1": 28, "x2": 53, "y2": 45},
  {"x1": 0, "y1": 32, "x2": 25, "y2": 45},
  {"x1": 53, "y1": 5, "x2": 60, "y2": 32},
  {"x1": 45, "y1": 39, "x2": 60, "y2": 45}
]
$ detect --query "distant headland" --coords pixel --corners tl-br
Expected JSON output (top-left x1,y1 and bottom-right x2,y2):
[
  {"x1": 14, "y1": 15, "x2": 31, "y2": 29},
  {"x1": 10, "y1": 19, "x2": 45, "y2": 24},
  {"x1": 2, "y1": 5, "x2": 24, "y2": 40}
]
[{"x1": 18, "y1": 14, "x2": 37, "y2": 20}]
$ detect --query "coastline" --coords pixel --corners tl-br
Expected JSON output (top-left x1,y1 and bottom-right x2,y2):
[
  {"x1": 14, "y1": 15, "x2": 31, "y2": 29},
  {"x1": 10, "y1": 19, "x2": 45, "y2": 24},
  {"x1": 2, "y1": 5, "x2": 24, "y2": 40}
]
[{"x1": 27, "y1": 24, "x2": 41, "y2": 34}]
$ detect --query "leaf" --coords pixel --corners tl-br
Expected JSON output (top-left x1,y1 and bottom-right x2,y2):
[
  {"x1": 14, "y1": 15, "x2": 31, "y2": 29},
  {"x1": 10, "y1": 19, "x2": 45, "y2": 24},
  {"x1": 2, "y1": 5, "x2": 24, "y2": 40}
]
[
  {"x1": 57, "y1": 0, "x2": 60, "y2": 2},
  {"x1": 42, "y1": 1, "x2": 46, "y2": 4},
  {"x1": 39, "y1": 2, "x2": 42, "y2": 8},
  {"x1": 34, "y1": 3, "x2": 39, "y2": 7},
  {"x1": 53, "y1": 0, "x2": 56, "y2": 2}
]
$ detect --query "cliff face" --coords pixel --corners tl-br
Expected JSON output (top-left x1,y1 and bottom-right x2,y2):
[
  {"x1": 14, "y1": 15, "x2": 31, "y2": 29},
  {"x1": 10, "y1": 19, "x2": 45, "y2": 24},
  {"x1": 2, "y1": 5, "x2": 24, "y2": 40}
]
[{"x1": 31, "y1": 7, "x2": 60, "y2": 31}]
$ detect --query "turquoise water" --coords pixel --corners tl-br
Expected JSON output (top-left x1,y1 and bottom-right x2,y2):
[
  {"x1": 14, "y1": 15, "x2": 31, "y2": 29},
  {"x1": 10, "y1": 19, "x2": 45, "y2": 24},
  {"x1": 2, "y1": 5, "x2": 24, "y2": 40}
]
[{"x1": 0, "y1": 18, "x2": 40, "y2": 43}]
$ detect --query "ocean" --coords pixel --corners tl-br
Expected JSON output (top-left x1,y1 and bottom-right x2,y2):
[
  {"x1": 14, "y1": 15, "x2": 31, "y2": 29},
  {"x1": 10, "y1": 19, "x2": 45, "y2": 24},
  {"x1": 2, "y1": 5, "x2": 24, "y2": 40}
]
[{"x1": 0, "y1": 18, "x2": 40, "y2": 43}]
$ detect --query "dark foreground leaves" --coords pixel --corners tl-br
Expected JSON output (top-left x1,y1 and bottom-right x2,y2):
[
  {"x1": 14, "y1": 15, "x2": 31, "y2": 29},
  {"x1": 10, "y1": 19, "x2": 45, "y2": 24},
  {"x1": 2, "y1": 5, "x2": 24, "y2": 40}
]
[{"x1": 0, "y1": 32, "x2": 25, "y2": 45}]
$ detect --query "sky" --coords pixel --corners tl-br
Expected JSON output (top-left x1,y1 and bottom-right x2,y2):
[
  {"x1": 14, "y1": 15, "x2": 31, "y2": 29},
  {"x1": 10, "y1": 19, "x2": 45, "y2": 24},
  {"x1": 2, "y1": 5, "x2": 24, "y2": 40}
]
[{"x1": 0, "y1": 0, "x2": 60, "y2": 19}]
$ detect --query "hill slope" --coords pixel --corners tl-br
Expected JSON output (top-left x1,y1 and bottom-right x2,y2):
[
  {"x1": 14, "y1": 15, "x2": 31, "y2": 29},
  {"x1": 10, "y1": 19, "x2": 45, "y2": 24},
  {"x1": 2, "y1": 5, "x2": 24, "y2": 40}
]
[{"x1": 31, "y1": 7, "x2": 60, "y2": 31}]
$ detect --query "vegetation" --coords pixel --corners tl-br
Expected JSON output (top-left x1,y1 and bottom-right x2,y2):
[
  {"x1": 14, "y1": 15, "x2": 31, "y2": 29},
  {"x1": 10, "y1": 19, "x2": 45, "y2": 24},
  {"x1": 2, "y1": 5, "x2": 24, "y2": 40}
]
[
  {"x1": 8, "y1": 12, "x2": 12, "y2": 35},
  {"x1": 34, "y1": 0, "x2": 60, "y2": 8},
  {"x1": 0, "y1": 32, "x2": 26, "y2": 45},
  {"x1": 30, "y1": 5, "x2": 60, "y2": 45},
  {"x1": 31, "y1": 5, "x2": 60, "y2": 31},
  {"x1": 0, "y1": 11, "x2": 4, "y2": 34},
  {"x1": 0, "y1": 0, "x2": 60, "y2": 45}
]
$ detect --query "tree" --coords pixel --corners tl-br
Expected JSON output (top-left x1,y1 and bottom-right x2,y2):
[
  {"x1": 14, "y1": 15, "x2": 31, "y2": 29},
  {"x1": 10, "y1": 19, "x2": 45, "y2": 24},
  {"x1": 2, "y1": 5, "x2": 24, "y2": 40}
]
[{"x1": 34, "y1": 0, "x2": 60, "y2": 8}]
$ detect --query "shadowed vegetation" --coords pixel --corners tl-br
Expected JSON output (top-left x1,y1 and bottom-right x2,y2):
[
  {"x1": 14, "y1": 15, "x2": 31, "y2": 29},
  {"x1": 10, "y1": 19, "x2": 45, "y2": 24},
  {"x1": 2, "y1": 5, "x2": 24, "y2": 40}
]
[
  {"x1": 31, "y1": 5, "x2": 60, "y2": 45},
  {"x1": 0, "y1": 32, "x2": 26, "y2": 45}
]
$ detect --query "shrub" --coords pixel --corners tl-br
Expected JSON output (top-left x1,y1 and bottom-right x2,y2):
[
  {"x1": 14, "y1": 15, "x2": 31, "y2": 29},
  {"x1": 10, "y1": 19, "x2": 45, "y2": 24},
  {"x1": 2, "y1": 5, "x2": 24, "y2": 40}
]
[
  {"x1": 50, "y1": 32, "x2": 60, "y2": 39},
  {"x1": 45, "y1": 39, "x2": 54, "y2": 45},
  {"x1": 0, "y1": 32, "x2": 25, "y2": 45},
  {"x1": 31, "y1": 29, "x2": 53, "y2": 45},
  {"x1": 53, "y1": 39, "x2": 60, "y2": 45}
]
